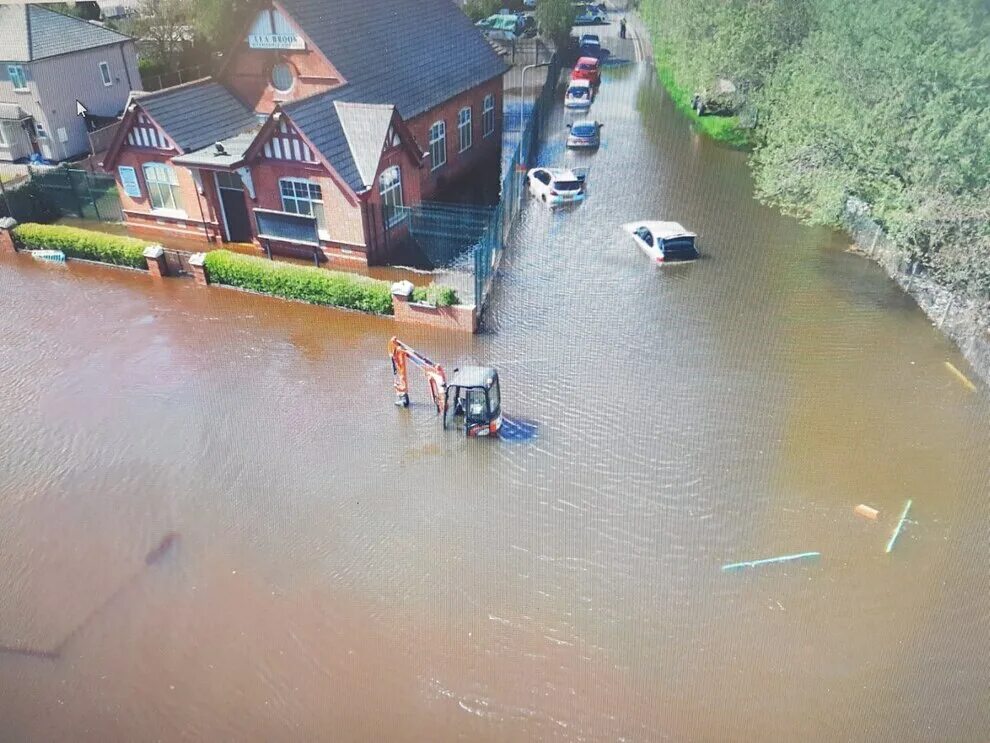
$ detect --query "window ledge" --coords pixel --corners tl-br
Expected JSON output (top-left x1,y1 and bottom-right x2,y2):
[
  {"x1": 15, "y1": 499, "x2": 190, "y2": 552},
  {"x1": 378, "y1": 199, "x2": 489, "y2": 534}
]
[{"x1": 150, "y1": 208, "x2": 188, "y2": 219}]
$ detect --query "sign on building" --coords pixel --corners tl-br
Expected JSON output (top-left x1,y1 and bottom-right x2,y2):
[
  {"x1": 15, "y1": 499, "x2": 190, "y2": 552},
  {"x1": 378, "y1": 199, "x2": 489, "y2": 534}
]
[{"x1": 247, "y1": 8, "x2": 305, "y2": 50}]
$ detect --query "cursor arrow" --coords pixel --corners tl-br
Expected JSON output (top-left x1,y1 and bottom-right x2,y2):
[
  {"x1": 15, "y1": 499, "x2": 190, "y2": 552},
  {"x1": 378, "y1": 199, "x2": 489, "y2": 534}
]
[{"x1": 76, "y1": 100, "x2": 88, "y2": 117}]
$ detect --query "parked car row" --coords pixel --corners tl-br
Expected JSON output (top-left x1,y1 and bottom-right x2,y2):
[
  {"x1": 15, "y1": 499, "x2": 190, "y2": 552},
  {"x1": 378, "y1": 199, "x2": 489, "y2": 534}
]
[{"x1": 528, "y1": 27, "x2": 701, "y2": 264}]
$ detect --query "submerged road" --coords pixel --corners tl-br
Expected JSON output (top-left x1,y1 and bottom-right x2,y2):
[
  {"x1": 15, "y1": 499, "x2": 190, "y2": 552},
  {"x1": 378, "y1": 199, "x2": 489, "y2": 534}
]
[{"x1": 1, "y1": 20, "x2": 989, "y2": 743}]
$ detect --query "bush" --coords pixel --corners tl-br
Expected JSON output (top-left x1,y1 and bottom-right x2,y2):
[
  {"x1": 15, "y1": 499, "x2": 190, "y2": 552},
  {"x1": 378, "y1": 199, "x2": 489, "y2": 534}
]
[
  {"x1": 463, "y1": 0, "x2": 499, "y2": 21},
  {"x1": 13, "y1": 223, "x2": 150, "y2": 268},
  {"x1": 412, "y1": 284, "x2": 460, "y2": 307},
  {"x1": 203, "y1": 250, "x2": 395, "y2": 315}
]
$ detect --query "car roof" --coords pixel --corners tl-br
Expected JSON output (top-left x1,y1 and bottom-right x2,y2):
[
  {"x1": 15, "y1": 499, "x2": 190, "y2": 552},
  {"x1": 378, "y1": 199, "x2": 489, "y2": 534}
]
[
  {"x1": 576, "y1": 56, "x2": 600, "y2": 65},
  {"x1": 580, "y1": 34, "x2": 601, "y2": 41},
  {"x1": 572, "y1": 119, "x2": 599, "y2": 127},
  {"x1": 568, "y1": 79, "x2": 592, "y2": 88},
  {"x1": 532, "y1": 167, "x2": 581, "y2": 179},
  {"x1": 639, "y1": 221, "x2": 697, "y2": 239}
]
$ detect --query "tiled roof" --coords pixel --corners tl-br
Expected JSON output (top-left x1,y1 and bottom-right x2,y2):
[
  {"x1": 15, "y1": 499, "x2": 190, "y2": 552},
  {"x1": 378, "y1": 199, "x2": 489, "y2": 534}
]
[
  {"x1": 283, "y1": 93, "x2": 362, "y2": 191},
  {"x1": 0, "y1": 4, "x2": 133, "y2": 62},
  {"x1": 134, "y1": 79, "x2": 258, "y2": 154},
  {"x1": 0, "y1": 104, "x2": 29, "y2": 121},
  {"x1": 279, "y1": 0, "x2": 508, "y2": 120},
  {"x1": 172, "y1": 129, "x2": 262, "y2": 168},
  {"x1": 334, "y1": 102, "x2": 395, "y2": 189}
]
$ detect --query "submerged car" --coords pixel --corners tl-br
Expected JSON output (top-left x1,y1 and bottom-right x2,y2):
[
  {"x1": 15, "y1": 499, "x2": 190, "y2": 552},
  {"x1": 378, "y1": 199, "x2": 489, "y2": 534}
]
[
  {"x1": 571, "y1": 56, "x2": 601, "y2": 85},
  {"x1": 527, "y1": 168, "x2": 587, "y2": 207},
  {"x1": 622, "y1": 221, "x2": 699, "y2": 263},
  {"x1": 476, "y1": 13, "x2": 522, "y2": 41},
  {"x1": 565, "y1": 79, "x2": 594, "y2": 109},
  {"x1": 566, "y1": 119, "x2": 602, "y2": 148}
]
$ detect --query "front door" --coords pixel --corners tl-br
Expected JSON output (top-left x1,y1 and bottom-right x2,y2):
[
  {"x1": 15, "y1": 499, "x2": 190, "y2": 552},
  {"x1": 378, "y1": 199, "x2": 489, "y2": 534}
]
[{"x1": 215, "y1": 171, "x2": 252, "y2": 243}]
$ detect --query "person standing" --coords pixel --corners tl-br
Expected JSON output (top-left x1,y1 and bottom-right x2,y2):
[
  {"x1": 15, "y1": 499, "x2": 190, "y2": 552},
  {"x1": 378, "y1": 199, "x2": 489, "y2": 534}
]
[{"x1": 620, "y1": 17, "x2": 627, "y2": 39}]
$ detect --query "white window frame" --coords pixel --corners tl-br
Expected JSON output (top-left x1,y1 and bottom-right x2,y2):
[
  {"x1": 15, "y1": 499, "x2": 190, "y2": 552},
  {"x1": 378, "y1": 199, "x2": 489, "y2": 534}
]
[
  {"x1": 0, "y1": 122, "x2": 7, "y2": 148},
  {"x1": 428, "y1": 120, "x2": 446, "y2": 172},
  {"x1": 142, "y1": 162, "x2": 184, "y2": 215},
  {"x1": 483, "y1": 94, "x2": 496, "y2": 137},
  {"x1": 458, "y1": 106, "x2": 472, "y2": 153},
  {"x1": 379, "y1": 166, "x2": 405, "y2": 228},
  {"x1": 8, "y1": 65, "x2": 28, "y2": 92},
  {"x1": 99, "y1": 61, "x2": 112, "y2": 87},
  {"x1": 279, "y1": 177, "x2": 327, "y2": 237}
]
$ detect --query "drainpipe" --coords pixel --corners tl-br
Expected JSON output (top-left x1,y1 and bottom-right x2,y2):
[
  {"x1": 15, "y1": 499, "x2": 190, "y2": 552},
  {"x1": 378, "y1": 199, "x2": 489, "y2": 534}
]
[
  {"x1": 120, "y1": 43, "x2": 133, "y2": 91},
  {"x1": 191, "y1": 169, "x2": 212, "y2": 243}
]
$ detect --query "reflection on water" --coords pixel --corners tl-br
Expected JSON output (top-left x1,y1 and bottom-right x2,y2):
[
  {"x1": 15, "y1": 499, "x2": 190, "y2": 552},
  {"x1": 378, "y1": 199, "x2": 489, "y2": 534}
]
[{"x1": 2, "y1": 41, "x2": 989, "y2": 743}]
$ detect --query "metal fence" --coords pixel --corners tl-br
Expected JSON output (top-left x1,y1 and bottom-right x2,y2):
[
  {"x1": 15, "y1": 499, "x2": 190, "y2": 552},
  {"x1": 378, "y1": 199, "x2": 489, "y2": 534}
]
[
  {"x1": 0, "y1": 166, "x2": 123, "y2": 223},
  {"x1": 140, "y1": 63, "x2": 212, "y2": 93}
]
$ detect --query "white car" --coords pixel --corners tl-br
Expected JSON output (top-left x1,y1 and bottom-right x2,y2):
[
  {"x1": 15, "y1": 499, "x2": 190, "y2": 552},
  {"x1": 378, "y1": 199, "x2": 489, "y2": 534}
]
[
  {"x1": 622, "y1": 221, "x2": 699, "y2": 263},
  {"x1": 565, "y1": 79, "x2": 594, "y2": 109},
  {"x1": 527, "y1": 168, "x2": 586, "y2": 207}
]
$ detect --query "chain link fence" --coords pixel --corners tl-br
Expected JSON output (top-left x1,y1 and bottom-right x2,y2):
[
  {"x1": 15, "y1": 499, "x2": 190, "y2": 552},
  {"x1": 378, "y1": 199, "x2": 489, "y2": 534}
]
[{"x1": 0, "y1": 165, "x2": 123, "y2": 224}]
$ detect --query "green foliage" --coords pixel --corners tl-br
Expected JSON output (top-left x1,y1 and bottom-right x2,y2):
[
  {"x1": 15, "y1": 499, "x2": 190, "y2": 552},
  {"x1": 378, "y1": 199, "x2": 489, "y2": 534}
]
[
  {"x1": 535, "y1": 0, "x2": 575, "y2": 48},
  {"x1": 203, "y1": 250, "x2": 395, "y2": 315},
  {"x1": 13, "y1": 223, "x2": 150, "y2": 268},
  {"x1": 641, "y1": 0, "x2": 990, "y2": 296},
  {"x1": 189, "y1": 0, "x2": 259, "y2": 49},
  {"x1": 411, "y1": 284, "x2": 460, "y2": 307},
  {"x1": 653, "y1": 55, "x2": 750, "y2": 148},
  {"x1": 463, "y1": 0, "x2": 500, "y2": 22}
]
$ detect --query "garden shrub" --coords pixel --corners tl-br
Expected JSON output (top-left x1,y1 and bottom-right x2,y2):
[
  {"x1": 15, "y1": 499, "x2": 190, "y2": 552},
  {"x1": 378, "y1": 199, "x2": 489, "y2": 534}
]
[
  {"x1": 13, "y1": 223, "x2": 149, "y2": 268},
  {"x1": 203, "y1": 250, "x2": 395, "y2": 315},
  {"x1": 412, "y1": 284, "x2": 460, "y2": 307}
]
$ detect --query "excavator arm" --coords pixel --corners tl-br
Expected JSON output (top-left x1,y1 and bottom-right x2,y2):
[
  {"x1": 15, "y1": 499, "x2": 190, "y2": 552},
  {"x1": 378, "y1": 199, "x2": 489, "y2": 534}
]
[{"x1": 388, "y1": 337, "x2": 447, "y2": 414}]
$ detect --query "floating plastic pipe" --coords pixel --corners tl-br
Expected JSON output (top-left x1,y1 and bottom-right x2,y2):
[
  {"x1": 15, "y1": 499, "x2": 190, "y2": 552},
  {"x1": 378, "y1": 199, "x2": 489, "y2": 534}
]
[
  {"x1": 885, "y1": 499, "x2": 913, "y2": 554},
  {"x1": 721, "y1": 551, "x2": 821, "y2": 571}
]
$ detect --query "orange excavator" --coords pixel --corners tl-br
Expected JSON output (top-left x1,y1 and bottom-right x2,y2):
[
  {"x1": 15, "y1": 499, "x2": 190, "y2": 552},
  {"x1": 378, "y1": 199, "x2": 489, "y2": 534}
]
[{"x1": 388, "y1": 337, "x2": 503, "y2": 437}]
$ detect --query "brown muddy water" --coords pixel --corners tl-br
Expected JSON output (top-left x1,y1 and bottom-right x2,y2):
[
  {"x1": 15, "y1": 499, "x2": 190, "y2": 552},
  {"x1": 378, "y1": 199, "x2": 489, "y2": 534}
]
[{"x1": 2, "y1": 38, "x2": 989, "y2": 743}]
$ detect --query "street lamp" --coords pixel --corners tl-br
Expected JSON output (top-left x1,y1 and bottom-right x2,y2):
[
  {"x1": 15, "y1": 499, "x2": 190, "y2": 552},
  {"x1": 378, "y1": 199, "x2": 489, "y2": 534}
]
[{"x1": 519, "y1": 62, "x2": 552, "y2": 133}]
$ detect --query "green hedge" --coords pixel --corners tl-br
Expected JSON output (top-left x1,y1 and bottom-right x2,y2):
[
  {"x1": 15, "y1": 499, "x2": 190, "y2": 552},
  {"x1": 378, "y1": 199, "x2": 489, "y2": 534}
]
[
  {"x1": 203, "y1": 250, "x2": 395, "y2": 315},
  {"x1": 12, "y1": 223, "x2": 151, "y2": 268},
  {"x1": 412, "y1": 284, "x2": 460, "y2": 308}
]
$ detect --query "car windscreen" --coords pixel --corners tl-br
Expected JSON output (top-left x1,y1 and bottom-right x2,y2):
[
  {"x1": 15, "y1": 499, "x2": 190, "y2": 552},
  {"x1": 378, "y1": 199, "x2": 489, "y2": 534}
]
[
  {"x1": 572, "y1": 124, "x2": 597, "y2": 136},
  {"x1": 554, "y1": 180, "x2": 583, "y2": 192},
  {"x1": 567, "y1": 87, "x2": 589, "y2": 98},
  {"x1": 578, "y1": 63, "x2": 597, "y2": 70}
]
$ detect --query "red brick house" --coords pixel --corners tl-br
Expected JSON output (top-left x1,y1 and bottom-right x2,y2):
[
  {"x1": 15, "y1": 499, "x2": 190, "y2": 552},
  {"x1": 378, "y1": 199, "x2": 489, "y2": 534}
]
[{"x1": 102, "y1": 0, "x2": 507, "y2": 265}]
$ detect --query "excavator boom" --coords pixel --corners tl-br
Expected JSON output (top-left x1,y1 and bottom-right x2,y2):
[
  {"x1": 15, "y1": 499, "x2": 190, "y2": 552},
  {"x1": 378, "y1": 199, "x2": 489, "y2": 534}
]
[{"x1": 388, "y1": 337, "x2": 447, "y2": 413}]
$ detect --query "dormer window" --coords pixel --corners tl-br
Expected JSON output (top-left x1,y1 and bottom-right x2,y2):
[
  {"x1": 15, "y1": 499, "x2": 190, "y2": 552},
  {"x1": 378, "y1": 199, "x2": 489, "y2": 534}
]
[{"x1": 272, "y1": 63, "x2": 294, "y2": 93}]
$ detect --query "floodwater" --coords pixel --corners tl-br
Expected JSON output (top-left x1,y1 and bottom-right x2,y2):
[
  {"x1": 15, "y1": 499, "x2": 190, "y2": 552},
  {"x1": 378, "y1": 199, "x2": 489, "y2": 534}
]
[{"x1": 2, "y1": 31, "x2": 989, "y2": 743}]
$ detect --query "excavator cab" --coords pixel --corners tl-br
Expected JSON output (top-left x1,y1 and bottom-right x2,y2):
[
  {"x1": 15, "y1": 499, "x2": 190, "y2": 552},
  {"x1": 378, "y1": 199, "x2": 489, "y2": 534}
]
[{"x1": 444, "y1": 367, "x2": 502, "y2": 437}]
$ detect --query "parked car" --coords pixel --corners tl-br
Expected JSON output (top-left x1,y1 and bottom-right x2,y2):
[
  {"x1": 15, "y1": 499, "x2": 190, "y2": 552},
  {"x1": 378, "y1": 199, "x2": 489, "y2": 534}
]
[
  {"x1": 579, "y1": 33, "x2": 602, "y2": 57},
  {"x1": 565, "y1": 79, "x2": 594, "y2": 109},
  {"x1": 527, "y1": 168, "x2": 587, "y2": 207},
  {"x1": 571, "y1": 56, "x2": 601, "y2": 85},
  {"x1": 621, "y1": 221, "x2": 699, "y2": 264},
  {"x1": 573, "y1": 3, "x2": 608, "y2": 25},
  {"x1": 566, "y1": 119, "x2": 602, "y2": 149},
  {"x1": 476, "y1": 13, "x2": 522, "y2": 41},
  {"x1": 522, "y1": 0, "x2": 537, "y2": 6}
]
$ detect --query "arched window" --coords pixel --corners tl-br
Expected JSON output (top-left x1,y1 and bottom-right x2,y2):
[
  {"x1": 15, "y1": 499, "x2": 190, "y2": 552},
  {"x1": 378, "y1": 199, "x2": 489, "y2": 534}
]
[
  {"x1": 458, "y1": 106, "x2": 472, "y2": 152},
  {"x1": 142, "y1": 162, "x2": 182, "y2": 212},
  {"x1": 483, "y1": 94, "x2": 496, "y2": 137},
  {"x1": 379, "y1": 166, "x2": 405, "y2": 228},
  {"x1": 428, "y1": 120, "x2": 446, "y2": 171}
]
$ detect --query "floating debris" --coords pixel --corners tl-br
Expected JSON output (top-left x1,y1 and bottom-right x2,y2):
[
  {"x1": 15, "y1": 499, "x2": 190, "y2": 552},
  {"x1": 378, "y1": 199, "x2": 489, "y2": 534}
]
[
  {"x1": 722, "y1": 551, "x2": 821, "y2": 571},
  {"x1": 854, "y1": 504, "x2": 879, "y2": 520},
  {"x1": 30, "y1": 250, "x2": 66, "y2": 264},
  {"x1": 885, "y1": 500, "x2": 913, "y2": 554}
]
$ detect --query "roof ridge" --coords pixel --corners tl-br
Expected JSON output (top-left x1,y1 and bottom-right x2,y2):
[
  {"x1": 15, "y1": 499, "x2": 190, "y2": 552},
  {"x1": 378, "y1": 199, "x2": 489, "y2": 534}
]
[
  {"x1": 28, "y1": 3, "x2": 134, "y2": 41},
  {"x1": 23, "y1": 3, "x2": 33, "y2": 61},
  {"x1": 134, "y1": 77, "x2": 218, "y2": 101}
]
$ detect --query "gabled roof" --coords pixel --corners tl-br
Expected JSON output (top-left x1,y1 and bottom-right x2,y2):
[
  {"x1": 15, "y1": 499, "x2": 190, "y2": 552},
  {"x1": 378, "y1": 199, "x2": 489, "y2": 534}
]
[
  {"x1": 0, "y1": 104, "x2": 30, "y2": 122},
  {"x1": 172, "y1": 128, "x2": 263, "y2": 169},
  {"x1": 133, "y1": 79, "x2": 258, "y2": 154},
  {"x1": 0, "y1": 4, "x2": 133, "y2": 62},
  {"x1": 277, "y1": 0, "x2": 508, "y2": 120},
  {"x1": 334, "y1": 102, "x2": 395, "y2": 189}
]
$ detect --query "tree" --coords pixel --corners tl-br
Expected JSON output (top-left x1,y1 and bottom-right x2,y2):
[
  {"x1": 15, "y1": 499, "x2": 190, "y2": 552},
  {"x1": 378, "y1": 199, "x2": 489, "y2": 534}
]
[
  {"x1": 463, "y1": 0, "x2": 499, "y2": 22},
  {"x1": 189, "y1": 0, "x2": 259, "y2": 51},
  {"x1": 535, "y1": 0, "x2": 575, "y2": 49},
  {"x1": 125, "y1": 0, "x2": 193, "y2": 71},
  {"x1": 47, "y1": 1, "x2": 101, "y2": 20}
]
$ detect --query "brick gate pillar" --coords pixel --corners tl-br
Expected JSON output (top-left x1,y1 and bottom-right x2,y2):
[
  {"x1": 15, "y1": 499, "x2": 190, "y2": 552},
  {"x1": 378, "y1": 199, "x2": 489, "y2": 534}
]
[
  {"x1": 189, "y1": 252, "x2": 210, "y2": 286},
  {"x1": 0, "y1": 218, "x2": 18, "y2": 255},
  {"x1": 143, "y1": 245, "x2": 168, "y2": 278}
]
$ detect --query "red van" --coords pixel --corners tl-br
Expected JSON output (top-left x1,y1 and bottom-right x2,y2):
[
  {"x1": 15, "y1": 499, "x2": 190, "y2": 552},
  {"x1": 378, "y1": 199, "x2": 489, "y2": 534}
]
[{"x1": 570, "y1": 56, "x2": 601, "y2": 86}]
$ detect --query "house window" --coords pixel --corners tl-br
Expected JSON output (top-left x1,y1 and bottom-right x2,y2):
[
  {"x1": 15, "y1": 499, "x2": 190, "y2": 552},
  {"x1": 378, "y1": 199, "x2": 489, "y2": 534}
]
[
  {"x1": 483, "y1": 94, "x2": 496, "y2": 137},
  {"x1": 142, "y1": 162, "x2": 182, "y2": 212},
  {"x1": 99, "y1": 61, "x2": 112, "y2": 87},
  {"x1": 379, "y1": 166, "x2": 405, "y2": 228},
  {"x1": 458, "y1": 107, "x2": 472, "y2": 152},
  {"x1": 279, "y1": 178, "x2": 326, "y2": 234},
  {"x1": 8, "y1": 65, "x2": 28, "y2": 91},
  {"x1": 271, "y1": 63, "x2": 294, "y2": 93},
  {"x1": 33, "y1": 120, "x2": 48, "y2": 140},
  {"x1": 428, "y1": 120, "x2": 446, "y2": 171},
  {"x1": 0, "y1": 123, "x2": 7, "y2": 148}
]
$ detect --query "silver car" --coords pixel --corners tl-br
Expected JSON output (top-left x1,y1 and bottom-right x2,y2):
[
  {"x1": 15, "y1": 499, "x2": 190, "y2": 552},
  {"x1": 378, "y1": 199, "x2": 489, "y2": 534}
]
[{"x1": 566, "y1": 119, "x2": 602, "y2": 149}]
